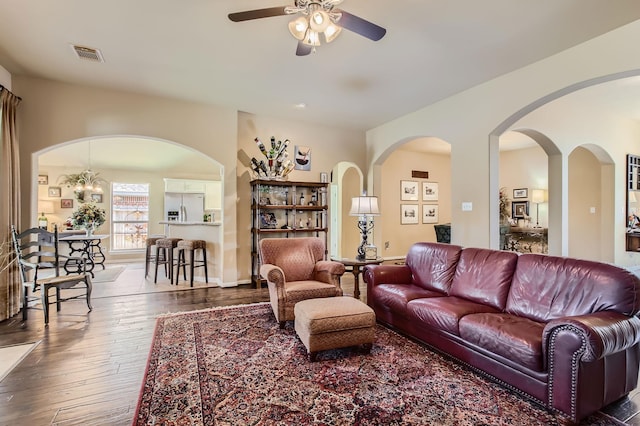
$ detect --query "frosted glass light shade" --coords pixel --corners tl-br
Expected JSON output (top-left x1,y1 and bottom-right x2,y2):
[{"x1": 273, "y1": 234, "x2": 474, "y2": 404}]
[
  {"x1": 323, "y1": 23, "x2": 342, "y2": 43},
  {"x1": 288, "y1": 17, "x2": 308, "y2": 40}
]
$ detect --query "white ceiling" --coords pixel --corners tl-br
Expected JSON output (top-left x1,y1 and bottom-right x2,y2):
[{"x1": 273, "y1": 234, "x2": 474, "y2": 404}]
[{"x1": 3, "y1": 1, "x2": 640, "y2": 167}]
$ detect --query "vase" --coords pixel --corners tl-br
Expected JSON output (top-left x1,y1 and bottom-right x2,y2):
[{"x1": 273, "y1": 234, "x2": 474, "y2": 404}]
[{"x1": 85, "y1": 223, "x2": 95, "y2": 237}]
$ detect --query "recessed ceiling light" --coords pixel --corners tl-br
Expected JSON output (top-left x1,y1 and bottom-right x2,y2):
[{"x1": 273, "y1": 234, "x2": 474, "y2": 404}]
[{"x1": 294, "y1": 103, "x2": 307, "y2": 109}]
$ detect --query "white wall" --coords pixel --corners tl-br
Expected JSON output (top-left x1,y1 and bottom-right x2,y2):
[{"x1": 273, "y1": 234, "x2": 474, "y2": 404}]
[{"x1": 0, "y1": 65, "x2": 10, "y2": 90}]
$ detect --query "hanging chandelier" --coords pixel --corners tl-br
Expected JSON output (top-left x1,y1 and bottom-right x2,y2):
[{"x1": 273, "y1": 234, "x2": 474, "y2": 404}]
[{"x1": 57, "y1": 141, "x2": 108, "y2": 200}]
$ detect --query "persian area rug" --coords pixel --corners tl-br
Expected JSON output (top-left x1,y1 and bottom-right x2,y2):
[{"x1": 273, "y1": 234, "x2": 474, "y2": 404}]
[{"x1": 133, "y1": 302, "x2": 625, "y2": 426}]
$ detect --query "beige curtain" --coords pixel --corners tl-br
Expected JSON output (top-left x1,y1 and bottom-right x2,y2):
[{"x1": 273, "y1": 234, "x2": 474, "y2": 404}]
[{"x1": 0, "y1": 87, "x2": 21, "y2": 321}]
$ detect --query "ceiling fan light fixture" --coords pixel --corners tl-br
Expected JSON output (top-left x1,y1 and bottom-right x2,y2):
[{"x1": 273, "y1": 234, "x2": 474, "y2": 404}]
[
  {"x1": 323, "y1": 22, "x2": 342, "y2": 43},
  {"x1": 303, "y1": 28, "x2": 321, "y2": 46},
  {"x1": 310, "y1": 10, "x2": 330, "y2": 32},
  {"x1": 288, "y1": 16, "x2": 308, "y2": 40}
]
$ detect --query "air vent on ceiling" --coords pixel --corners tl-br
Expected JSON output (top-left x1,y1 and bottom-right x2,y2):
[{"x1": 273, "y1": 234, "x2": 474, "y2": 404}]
[{"x1": 71, "y1": 44, "x2": 104, "y2": 62}]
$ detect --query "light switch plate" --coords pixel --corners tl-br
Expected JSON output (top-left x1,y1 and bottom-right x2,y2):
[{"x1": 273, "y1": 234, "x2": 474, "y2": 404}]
[{"x1": 462, "y1": 202, "x2": 473, "y2": 211}]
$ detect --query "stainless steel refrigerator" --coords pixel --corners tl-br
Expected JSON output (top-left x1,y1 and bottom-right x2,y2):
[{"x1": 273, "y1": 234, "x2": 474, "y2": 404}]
[{"x1": 164, "y1": 193, "x2": 205, "y2": 222}]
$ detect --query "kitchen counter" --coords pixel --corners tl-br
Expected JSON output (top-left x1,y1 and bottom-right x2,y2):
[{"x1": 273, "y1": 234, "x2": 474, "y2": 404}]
[
  {"x1": 159, "y1": 221, "x2": 223, "y2": 285},
  {"x1": 159, "y1": 221, "x2": 221, "y2": 226}
]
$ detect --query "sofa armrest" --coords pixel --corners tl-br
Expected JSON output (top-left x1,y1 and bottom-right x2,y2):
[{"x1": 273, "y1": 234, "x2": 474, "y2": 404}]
[
  {"x1": 542, "y1": 312, "x2": 640, "y2": 420},
  {"x1": 363, "y1": 264, "x2": 413, "y2": 287},
  {"x1": 313, "y1": 260, "x2": 345, "y2": 286},
  {"x1": 543, "y1": 311, "x2": 640, "y2": 362}
]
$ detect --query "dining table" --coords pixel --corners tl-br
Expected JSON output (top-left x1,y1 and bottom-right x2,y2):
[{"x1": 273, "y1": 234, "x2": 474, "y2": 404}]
[{"x1": 59, "y1": 234, "x2": 109, "y2": 278}]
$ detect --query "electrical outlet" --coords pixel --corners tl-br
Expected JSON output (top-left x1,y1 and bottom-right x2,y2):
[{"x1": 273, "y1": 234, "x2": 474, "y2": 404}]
[{"x1": 384, "y1": 241, "x2": 390, "y2": 249}]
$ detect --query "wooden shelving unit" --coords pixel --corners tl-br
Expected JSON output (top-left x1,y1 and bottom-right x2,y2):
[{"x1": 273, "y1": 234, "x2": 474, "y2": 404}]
[{"x1": 250, "y1": 179, "x2": 329, "y2": 288}]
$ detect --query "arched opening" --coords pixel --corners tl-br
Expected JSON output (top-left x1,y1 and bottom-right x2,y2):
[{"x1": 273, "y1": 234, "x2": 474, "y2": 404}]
[
  {"x1": 568, "y1": 144, "x2": 615, "y2": 262},
  {"x1": 35, "y1": 135, "x2": 226, "y2": 295},
  {"x1": 329, "y1": 161, "x2": 363, "y2": 259},
  {"x1": 373, "y1": 136, "x2": 452, "y2": 258}
]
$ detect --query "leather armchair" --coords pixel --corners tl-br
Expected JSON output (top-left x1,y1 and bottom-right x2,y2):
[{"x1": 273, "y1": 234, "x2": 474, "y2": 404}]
[{"x1": 259, "y1": 237, "x2": 345, "y2": 328}]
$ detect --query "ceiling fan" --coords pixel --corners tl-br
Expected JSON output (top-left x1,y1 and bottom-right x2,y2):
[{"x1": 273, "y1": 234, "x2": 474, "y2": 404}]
[{"x1": 228, "y1": 0, "x2": 386, "y2": 56}]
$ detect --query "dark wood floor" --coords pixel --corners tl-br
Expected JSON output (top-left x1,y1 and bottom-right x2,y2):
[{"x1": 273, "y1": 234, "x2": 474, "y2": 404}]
[{"x1": 1, "y1": 282, "x2": 640, "y2": 425}]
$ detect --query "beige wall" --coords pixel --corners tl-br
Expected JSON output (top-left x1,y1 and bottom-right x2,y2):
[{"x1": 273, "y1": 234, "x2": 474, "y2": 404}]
[
  {"x1": 380, "y1": 147, "x2": 451, "y2": 257},
  {"x1": 568, "y1": 147, "x2": 603, "y2": 261},
  {"x1": 13, "y1": 76, "x2": 241, "y2": 282},
  {"x1": 13, "y1": 79, "x2": 368, "y2": 284},
  {"x1": 499, "y1": 145, "x2": 548, "y2": 227},
  {"x1": 367, "y1": 20, "x2": 640, "y2": 265},
  {"x1": 235, "y1": 112, "x2": 366, "y2": 282}
]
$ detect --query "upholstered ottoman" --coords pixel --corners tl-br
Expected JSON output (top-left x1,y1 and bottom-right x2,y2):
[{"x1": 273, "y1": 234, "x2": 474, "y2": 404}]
[{"x1": 294, "y1": 296, "x2": 376, "y2": 361}]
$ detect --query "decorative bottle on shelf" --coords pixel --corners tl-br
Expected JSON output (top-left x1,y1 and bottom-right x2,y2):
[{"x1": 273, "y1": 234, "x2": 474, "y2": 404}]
[
  {"x1": 38, "y1": 212, "x2": 48, "y2": 230},
  {"x1": 299, "y1": 193, "x2": 304, "y2": 206}
]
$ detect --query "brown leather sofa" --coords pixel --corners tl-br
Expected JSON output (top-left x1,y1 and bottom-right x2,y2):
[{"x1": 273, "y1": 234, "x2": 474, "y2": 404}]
[{"x1": 363, "y1": 242, "x2": 640, "y2": 421}]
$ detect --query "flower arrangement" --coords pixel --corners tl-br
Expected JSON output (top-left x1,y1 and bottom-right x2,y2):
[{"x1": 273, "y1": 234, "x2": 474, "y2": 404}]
[
  {"x1": 71, "y1": 203, "x2": 106, "y2": 230},
  {"x1": 499, "y1": 187, "x2": 510, "y2": 223}
]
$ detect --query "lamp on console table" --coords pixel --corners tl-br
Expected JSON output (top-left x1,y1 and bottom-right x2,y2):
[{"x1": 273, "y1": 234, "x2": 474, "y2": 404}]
[
  {"x1": 349, "y1": 195, "x2": 380, "y2": 261},
  {"x1": 531, "y1": 189, "x2": 546, "y2": 228}
]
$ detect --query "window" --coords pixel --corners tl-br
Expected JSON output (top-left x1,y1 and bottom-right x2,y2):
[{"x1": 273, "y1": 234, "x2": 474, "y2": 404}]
[{"x1": 111, "y1": 183, "x2": 149, "y2": 251}]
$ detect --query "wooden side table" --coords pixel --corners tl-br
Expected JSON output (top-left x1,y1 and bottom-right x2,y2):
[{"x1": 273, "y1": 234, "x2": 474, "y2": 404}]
[{"x1": 331, "y1": 257, "x2": 384, "y2": 300}]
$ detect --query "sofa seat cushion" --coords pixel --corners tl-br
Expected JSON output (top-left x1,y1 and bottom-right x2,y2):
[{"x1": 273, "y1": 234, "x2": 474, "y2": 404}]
[
  {"x1": 407, "y1": 296, "x2": 500, "y2": 335},
  {"x1": 371, "y1": 284, "x2": 445, "y2": 315},
  {"x1": 459, "y1": 313, "x2": 545, "y2": 372}
]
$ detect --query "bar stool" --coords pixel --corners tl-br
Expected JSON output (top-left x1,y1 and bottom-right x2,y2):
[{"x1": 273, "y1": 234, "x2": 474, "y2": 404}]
[
  {"x1": 175, "y1": 239, "x2": 209, "y2": 287},
  {"x1": 154, "y1": 238, "x2": 182, "y2": 284},
  {"x1": 144, "y1": 235, "x2": 165, "y2": 278}
]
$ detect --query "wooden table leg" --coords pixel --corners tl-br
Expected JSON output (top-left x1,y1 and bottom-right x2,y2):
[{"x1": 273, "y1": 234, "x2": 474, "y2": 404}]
[{"x1": 352, "y1": 265, "x2": 361, "y2": 300}]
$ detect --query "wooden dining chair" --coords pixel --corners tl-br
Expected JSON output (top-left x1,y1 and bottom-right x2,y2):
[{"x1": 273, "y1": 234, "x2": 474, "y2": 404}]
[{"x1": 11, "y1": 225, "x2": 93, "y2": 325}]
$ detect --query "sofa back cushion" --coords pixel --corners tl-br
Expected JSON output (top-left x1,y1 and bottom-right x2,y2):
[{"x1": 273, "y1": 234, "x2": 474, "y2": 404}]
[
  {"x1": 449, "y1": 248, "x2": 519, "y2": 310},
  {"x1": 506, "y1": 254, "x2": 640, "y2": 322},
  {"x1": 406, "y1": 242, "x2": 462, "y2": 293}
]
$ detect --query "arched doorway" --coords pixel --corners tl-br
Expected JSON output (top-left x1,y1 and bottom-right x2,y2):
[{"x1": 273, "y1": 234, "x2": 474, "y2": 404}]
[{"x1": 35, "y1": 135, "x2": 226, "y2": 293}]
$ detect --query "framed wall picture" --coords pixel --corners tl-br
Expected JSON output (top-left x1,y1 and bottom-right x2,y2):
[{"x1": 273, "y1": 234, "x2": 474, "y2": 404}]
[
  {"x1": 61, "y1": 199, "x2": 73, "y2": 209},
  {"x1": 512, "y1": 201, "x2": 529, "y2": 219},
  {"x1": 422, "y1": 204, "x2": 439, "y2": 224},
  {"x1": 422, "y1": 182, "x2": 439, "y2": 201},
  {"x1": 48, "y1": 186, "x2": 61, "y2": 197},
  {"x1": 401, "y1": 204, "x2": 419, "y2": 224},
  {"x1": 400, "y1": 180, "x2": 419, "y2": 201},
  {"x1": 513, "y1": 188, "x2": 528, "y2": 199},
  {"x1": 91, "y1": 193, "x2": 103, "y2": 203},
  {"x1": 38, "y1": 174, "x2": 49, "y2": 185},
  {"x1": 294, "y1": 145, "x2": 311, "y2": 171}
]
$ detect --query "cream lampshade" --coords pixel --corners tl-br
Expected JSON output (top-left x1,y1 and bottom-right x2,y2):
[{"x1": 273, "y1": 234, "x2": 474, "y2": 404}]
[
  {"x1": 349, "y1": 196, "x2": 381, "y2": 260},
  {"x1": 531, "y1": 189, "x2": 546, "y2": 227}
]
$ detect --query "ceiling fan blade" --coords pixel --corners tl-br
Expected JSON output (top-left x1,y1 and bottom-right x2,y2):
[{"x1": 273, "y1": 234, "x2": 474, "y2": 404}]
[
  {"x1": 296, "y1": 42, "x2": 313, "y2": 56},
  {"x1": 336, "y1": 10, "x2": 386, "y2": 41},
  {"x1": 228, "y1": 6, "x2": 288, "y2": 22}
]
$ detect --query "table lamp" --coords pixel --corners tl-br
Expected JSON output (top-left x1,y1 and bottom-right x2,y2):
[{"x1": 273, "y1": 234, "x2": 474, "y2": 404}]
[
  {"x1": 349, "y1": 195, "x2": 380, "y2": 260},
  {"x1": 38, "y1": 200, "x2": 55, "y2": 230},
  {"x1": 531, "y1": 189, "x2": 546, "y2": 228}
]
